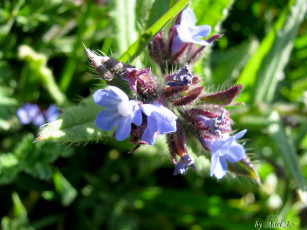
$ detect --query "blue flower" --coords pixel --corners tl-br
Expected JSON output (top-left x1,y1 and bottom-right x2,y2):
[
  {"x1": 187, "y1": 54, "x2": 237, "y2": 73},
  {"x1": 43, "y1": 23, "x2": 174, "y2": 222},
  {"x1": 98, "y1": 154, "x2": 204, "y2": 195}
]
[
  {"x1": 45, "y1": 104, "x2": 61, "y2": 123},
  {"x1": 140, "y1": 104, "x2": 177, "y2": 145},
  {"x1": 173, "y1": 154, "x2": 196, "y2": 175},
  {"x1": 17, "y1": 103, "x2": 45, "y2": 126},
  {"x1": 172, "y1": 8, "x2": 211, "y2": 53},
  {"x1": 94, "y1": 86, "x2": 142, "y2": 141},
  {"x1": 206, "y1": 130, "x2": 247, "y2": 179}
]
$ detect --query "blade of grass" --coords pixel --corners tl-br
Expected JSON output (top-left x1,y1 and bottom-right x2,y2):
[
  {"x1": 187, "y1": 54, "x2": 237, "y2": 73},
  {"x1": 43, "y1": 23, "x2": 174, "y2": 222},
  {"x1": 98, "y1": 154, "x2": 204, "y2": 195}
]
[
  {"x1": 59, "y1": 1, "x2": 92, "y2": 92},
  {"x1": 238, "y1": 0, "x2": 306, "y2": 105},
  {"x1": 110, "y1": 0, "x2": 138, "y2": 55},
  {"x1": 268, "y1": 111, "x2": 306, "y2": 204},
  {"x1": 119, "y1": 0, "x2": 191, "y2": 63}
]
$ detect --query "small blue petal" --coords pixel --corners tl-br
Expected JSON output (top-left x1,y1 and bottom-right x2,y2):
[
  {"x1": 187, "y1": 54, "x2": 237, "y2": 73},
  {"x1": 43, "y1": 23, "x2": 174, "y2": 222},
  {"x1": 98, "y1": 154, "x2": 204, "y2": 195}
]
[
  {"x1": 94, "y1": 86, "x2": 143, "y2": 141},
  {"x1": 131, "y1": 104, "x2": 142, "y2": 126},
  {"x1": 32, "y1": 114, "x2": 45, "y2": 126},
  {"x1": 176, "y1": 8, "x2": 211, "y2": 46},
  {"x1": 213, "y1": 157, "x2": 228, "y2": 179},
  {"x1": 180, "y1": 8, "x2": 196, "y2": 26},
  {"x1": 94, "y1": 86, "x2": 129, "y2": 109},
  {"x1": 209, "y1": 130, "x2": 247, "y2": 179},
  {"x1": 17, "y1": 103, "x2": 45, "y2": 126},
  {"x1": 115, "y1": 117, "x2": 132, "y2": 141},
  {"x1": 173, "y1": 155, "x2": 196, "y2": 175},
  {"x1": 142, "y1": 127, "x2": 156, "y2": 145},
  {"x1": 45, "y1": 104, "x2": 60, "y2": 123},
  {"x1": 173, "y1": 161, "x2": 187, "y2": 175},
  {"x1": 95, "y1": 109, "x2": 120, "y2": 131},
  {"x1": 140, "y1": 104, "x2": 177, "y2": 145},
  {"x1": 211, "y1": 136, "x2": 234, "y2": 155},
  {"x1": 233, "y1": 129, "x2": 247, "y2": 140},
  {"x1": 224, "y1": 144, "x2": 245, "y2": 163}
]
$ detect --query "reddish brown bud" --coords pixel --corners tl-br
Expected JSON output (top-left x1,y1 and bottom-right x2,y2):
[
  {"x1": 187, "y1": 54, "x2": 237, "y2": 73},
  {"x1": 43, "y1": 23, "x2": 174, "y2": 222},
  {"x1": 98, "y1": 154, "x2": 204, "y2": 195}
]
[
  {"x1": 172, "y1": 86, "x2": 203, "y2": 106},
  {"x1": 166, "y1": 121, "x2": 187, "y2": 164},
  {"x1": 199, "y1": 85, "x2": 243, "y2": 106},
  {"x1": 121, "y1": 68, "x2": 158, "y2": 99},
  {"x1": 148, "y1": 31, "x2": 167, "y2": 67}
]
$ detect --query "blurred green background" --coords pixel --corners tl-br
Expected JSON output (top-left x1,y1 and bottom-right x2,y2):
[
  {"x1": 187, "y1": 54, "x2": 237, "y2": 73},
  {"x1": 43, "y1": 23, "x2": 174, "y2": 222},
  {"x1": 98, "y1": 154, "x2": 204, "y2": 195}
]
[{"x1": 0, "y1": 0, "x2": 306, "y2": 229}]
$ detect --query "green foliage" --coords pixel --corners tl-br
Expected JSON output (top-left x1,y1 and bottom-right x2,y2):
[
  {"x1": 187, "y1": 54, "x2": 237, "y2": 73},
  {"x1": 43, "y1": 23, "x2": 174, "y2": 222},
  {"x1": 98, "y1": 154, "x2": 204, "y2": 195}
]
[
  {"x1": 37, "y1": 97, "x2": 111, "y2": 143},
  {"x1": 0, "y1": 134, "x2": 73, "y2": 184},
  {"x1": 0, "y1": 86, "x2": 18, "y2": 131}
]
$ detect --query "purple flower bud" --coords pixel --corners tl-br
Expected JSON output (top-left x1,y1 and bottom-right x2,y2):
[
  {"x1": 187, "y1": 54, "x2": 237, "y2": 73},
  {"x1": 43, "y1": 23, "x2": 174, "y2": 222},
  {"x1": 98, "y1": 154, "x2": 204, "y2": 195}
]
[
  {"x1": 17, "y1": 103, "x2": 45, "y2": 127},
  {"x1": 173, "y1": 154, "x2": 196, "y2": 175},
  {"x1": 198, "y1": 109, "x2": 231, "y2": 136},
  {"x1": 140, "y1": 104, "x2": 177, "y2": 145},
  {"x1": 167, "y1": 63, "x2": 193, "y2": 86},
  {"x1": 93, "y1": 86, "x2": 142, "y2": 141},
  {"x1": 204, "y1": 130, "x2": 247, "y2": 179}
]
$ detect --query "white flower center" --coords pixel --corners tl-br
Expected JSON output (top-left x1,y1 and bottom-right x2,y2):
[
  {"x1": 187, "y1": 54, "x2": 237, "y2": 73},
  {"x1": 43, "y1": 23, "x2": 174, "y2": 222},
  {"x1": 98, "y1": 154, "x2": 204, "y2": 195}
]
[{"x1": 117, "y1": 101, "x2": 133, "y2": 117}]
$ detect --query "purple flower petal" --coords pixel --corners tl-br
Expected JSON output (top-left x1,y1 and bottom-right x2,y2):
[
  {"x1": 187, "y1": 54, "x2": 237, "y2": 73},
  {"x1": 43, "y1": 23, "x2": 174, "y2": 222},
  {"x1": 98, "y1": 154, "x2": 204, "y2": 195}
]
[
  {"x1": 180, "y1": 8, "x2": 196, "y2": 27},
  {"x1": 45, "y1": 104, "x2": 60, "y2": 123},
  {"x1": 233, "y1": 129, "x2": 247, "y2": 140},
  {"x1": 142, "y1": 126, "x2": 156, "y2": 145},
  {"x1": 93, "y1": 86, "x2": 143, "y2": 141},
  {"x1": 115, "y1": 117, "x2": 132, "y2": 141},
  {"x1": 176, "y1": 8, "x2": 211, "y2": 46},
  {"x1": 94, "y1": 86, "x2": 129, "y2": 109},
  {"x1": 173, "y1": 154, "x2": 196, "y2": 175},
  {"x1": 95, "y1": 109, "x2": 121, "y2": 131},
  {"x1": 224, "y1": 144, "x2": 245, "y2": 163},
  {"x1": 140, "y1": 104, "x2": 177, "y2": 145},
  {"x1": 17, "y1": 103, "x2": 45, "y2": 126},
  {"x1": 211, "y1": 156, "x2": 228, "y2": 179},
  {"x1": 131, "y1": 104, "x2": 143, "y2": 126},
  {"x1": 209, "y1": 130, "x2": 247, "y2": 179}
]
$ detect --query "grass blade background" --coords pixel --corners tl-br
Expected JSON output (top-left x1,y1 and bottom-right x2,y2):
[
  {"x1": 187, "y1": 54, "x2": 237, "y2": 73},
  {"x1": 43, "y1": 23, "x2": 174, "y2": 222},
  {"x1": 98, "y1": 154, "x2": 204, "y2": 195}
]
[
  {"x1": 268, "y1": 111, "x2": 306, "y2": 203},
  {"x1": 238, "y1": 0, "x2": 306, "y2": 105}
]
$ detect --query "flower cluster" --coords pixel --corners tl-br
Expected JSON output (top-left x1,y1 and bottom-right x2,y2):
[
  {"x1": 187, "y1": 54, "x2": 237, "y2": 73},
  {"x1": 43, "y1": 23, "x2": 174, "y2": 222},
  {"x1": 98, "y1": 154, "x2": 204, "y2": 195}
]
[
  {"x1": 87, "y1": 8, "x2": 258, "y2": 181},
  {"x1": 17, "y1": 103, "x2": 60, "y2": 127}
]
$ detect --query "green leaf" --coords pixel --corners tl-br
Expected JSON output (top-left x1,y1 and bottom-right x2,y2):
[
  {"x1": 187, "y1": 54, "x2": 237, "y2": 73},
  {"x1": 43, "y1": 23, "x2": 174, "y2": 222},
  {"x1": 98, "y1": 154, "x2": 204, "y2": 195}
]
[
  {"x1": 12, "y1": 192, "x2": 27, "y2": 219},
  {"x1": 210, "y1": 39, "x2": 259, "y2": 85},
  {"x1": 268, "y1": 111, "x2": 306, "y2": 203},
  {"x1": 0, "y1": 86, "x2": 18, "y2": 131},
  {"x1": 192, "y1": 0, "x2": 234, "y2": 31},
  {"x1": 145, "y1": 0, "x2": 170, "y2": 29},
  {"x1": 110, "y1": 0, "x2": 138, "y2": 56},
  {"x1": 53, "y1": 169, "x2": 78, "y2": 206},
  {"x1": 238, "y1": 0, "x2": 306, "y2": 105},
  {"x1": 18, "y1": 45, "x2": 70, "y2": 107},
  {"x1": 37, "y1": 96, "x2": 111, "y2": 143},
  {"x1": 0, "y1": 153, "x2": 20, "y2": 184},
  {"x1": 0, "y1": 133, "x2": 74, "y2": 184},
  {"x1": 119, "y1": 0, "x2": 191, "y2": 63}
]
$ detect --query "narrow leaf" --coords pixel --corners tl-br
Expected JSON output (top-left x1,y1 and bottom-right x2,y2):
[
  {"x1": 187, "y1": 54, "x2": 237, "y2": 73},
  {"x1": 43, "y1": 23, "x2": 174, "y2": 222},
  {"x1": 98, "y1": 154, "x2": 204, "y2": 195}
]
[
  {"x1": 268, "y1": 111, "x2": 306, "y2": 203},
  {"x1": 119, "y1": 0, "x2": 191, "y2": 63},
  {"x1": 110, "y1": 0, "x2": 138, "y2": 55},
  {"x1": 256, "y1": 0, "x2": 306, "y2": 104},
  {"x1": 53, "y1": 169, "x2": 78, "y2": 206}
]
